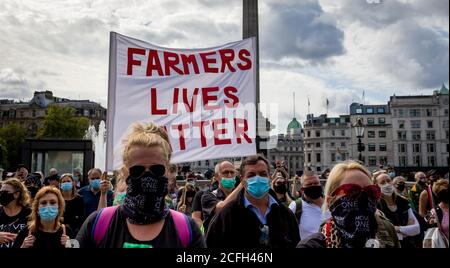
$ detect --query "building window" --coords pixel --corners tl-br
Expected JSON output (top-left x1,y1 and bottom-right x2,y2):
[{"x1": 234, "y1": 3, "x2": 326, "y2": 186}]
[
  {"x1": 378, "y1": 117, "x2": 386, "y2": 124},
  {"x1": 316, "y1": 153, "x2": 321, "y2": 162},
  {"x1": 307, "y1": 153, "x2": 311, "y2": 162},
  {"x1": 398, "y1": 144, "x2": 407, "y2": 153},
  {"x1": 198, "y1": 161, "x2": 201, "y2": 166},
  {"x1": 413, "y1": 144, "x2": 421, "y2": 153},
  {"x1": 331, "y1": 153, "x2": 336, "y2": 162},
  {"x1": 443, "y1": 121, "x2": 449, "y2": 129},
  {"x1": 330, "y1": 142, "x2": 335, "y2": 147},
  {"x1": 397, "y1": 131, "x2": 407, "y2": 140},
  {"x1": 399, "y1": 156, "x2": 407, "y2": 167},
  {"x1": 413, "y1": 155, "x2": 422, "y2": 166},
  {"x1": 427, "y1": 120, "x2": 433, "y2": 128},
  {"x1": 398, "y1": 120, "x2": 405, "y2": 129},
  {"x1": 368, "y1": 156, "x2": 377, "y2": 166},
  {"x1": 379, "y1": 131, "x2": 386, "y2": 138},
  {"x1": 20, "y1": 111, "x2": 24, "y2": 117},
  {"x1": 379, "y1": 156, "x2": 388, "y2": 166},
  {"x1": 428, "y1": 156, "x2": 436, "y2": 166},
  {"x1": 331, "y1": 130, "x2": 335, "y2": 136},
  {"x1": 316, "y1": 167, "x2": 321, "y2": 172},
  {"x1": 426, "y1": 109, "x2": 432, "y2": 116},
  {"x1": 341, "y1": 130, "x2": 345, "y2": 136},
  {"x1": 412, "y1": 131, "x2": 421, "y2": 141},
  {"x1": 315, "y1": 130, "x2": 320, "y2": 137},
  {"x1": 446, "y1": 131, "x2": 449, "y2": 140},
  {"x1": 32, "y1": 110, "x2": 36, "y2": 117},
  {"x1": 307, "y1": 143, "x2": 311, "y2": 148},
  {"x1": 368, "y1": 144, "x2": 376, "y2": 151},
  {"x1": 368, "y1": 131, "x2": 376, "y2": 138},
  {"x1": 426, "y1": 131, "x2": 436, "y2": 140},
  {"x1": 398, "y1": 109, "x2": 404, "y2": 117},
  {"x1": 427, "y1": 143, "x2": 435, "y2": 153},
  {"x1": 366, "y1": 107, "x2": 374, "y2": 114},
  {"x1": 379, "y1": 144, "x2": 387, "y2": 151},
  {"x1": 445, "y1": 109, "x2": 449, "y2": 116},
  {"x1": 356, "y1": 108, "x2": 363, "y2": 114},
  {"x1": 410, "y1": 109, "x2": 421, "y2": 117},
  {"x1": 377, "y1": 107, "x2": 385, "y2": 114},
  {"x1": 367, "y1": 118, "x2": 375, "y2": 125},
  {"x1": 307, "y1": 131, "x2": 311, "y2": 137},
  {"x1": 341, "y1": 142, "x2": 346, "y2": 147},
  {"x1": 316, "y1": 142, "x2": 321, "y2": 148},
  {"x1": 411, "y1": 120, "x2": 421, "y2": 129}
]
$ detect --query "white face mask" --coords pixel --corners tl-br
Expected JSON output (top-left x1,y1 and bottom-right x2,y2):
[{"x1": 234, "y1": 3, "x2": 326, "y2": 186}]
[{"x1": 380, "y1": 184, "x2": 395, "y2": 196}]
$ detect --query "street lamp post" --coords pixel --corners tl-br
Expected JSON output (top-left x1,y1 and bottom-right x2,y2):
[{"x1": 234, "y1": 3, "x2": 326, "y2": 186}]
[{"x1": 353, "y1": 117, "x2": 365, "y2": 163}]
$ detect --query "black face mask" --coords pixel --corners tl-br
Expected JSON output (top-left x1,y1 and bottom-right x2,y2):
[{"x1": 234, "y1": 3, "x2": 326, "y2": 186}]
[
  {"x1": 396, "y1": 184, "x2": 406, "y2": 192},
  {"x1": 122, "y1": 171, "x2": 169, "y2": 224},
  {"x1": 0, "y1": 191, "x2": 16, "y2": 206},
  {"x1": 438, "y1": 189, "x2": 448, "y2": 203},
  {"x1": 303, "y1": 185, "x2": 323, "y2": 200},
  {"x1": 273, "y1": 184, "x2": 287, "y2": 195},
  {"x1": 329, "y1": 193, "x2": 378, "y2": 248}
]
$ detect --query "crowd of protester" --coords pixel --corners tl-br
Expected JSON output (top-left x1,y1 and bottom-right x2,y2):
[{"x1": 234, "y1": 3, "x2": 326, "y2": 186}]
[{"x1": 0, "y1": 122, "x2": 448, "y2": 248}]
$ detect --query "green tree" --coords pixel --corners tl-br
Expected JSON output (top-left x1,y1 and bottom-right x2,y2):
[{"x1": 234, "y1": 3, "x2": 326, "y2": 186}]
[
  {"x1": 0, "y1": 123, "x2": 27, "y2": 169},
  {"x1": 37, "y1": 105, "x2": 90, "y2": 139}
]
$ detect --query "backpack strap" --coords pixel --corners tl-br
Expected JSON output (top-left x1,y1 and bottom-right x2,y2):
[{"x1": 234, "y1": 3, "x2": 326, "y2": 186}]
[
  {"x1": 92, "y1": 205, "x2": 119, "y2": 247},
  {"x1": 170, "y1": 209, "x2": 192, "y2": 248},
  {"x1": 295, "y1": 198, "x2": 303, "y2": 222}
]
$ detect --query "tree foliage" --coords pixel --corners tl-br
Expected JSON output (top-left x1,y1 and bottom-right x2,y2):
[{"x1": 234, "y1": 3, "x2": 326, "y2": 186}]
[
  {"x1": 37, "y1": 105, "x2": 90, "y2": 139},
  {"x1": 0, "y1": 123, "x2": 27, "y2": 169}
]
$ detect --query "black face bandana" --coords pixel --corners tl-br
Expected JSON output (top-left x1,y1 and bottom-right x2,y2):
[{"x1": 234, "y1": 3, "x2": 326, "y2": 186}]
[
  {"x1": 0, "y1": 191, "x2": 15, "y2": 206},
  {"x1": 329, "y1": 193, "x2": 378, "y2": 248},
  {"x1": 273, "y1": 184, "x2": 287, "y2": 195},
  {"x1": 303, "y1": 185, "x2": 323, "y2": 200},
  {"x1": 122, "y1": 171, "x2": 169, "y2": 224}
]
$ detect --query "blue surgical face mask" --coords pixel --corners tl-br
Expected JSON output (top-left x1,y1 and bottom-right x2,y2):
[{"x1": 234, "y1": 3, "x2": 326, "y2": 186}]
[
  {"x1": 90, "y1": 178, "x2": 101, "y2": 190},
  {"x1": 246, "y1": 176, "x2": 270, "y2": 199},
  {"x1": 73, "y1": 176, "x2": 79, "y2": 181},
  {"x1": 39, "y1": 205, "x2": 59, "y2": 222},
  {"x1": 388, "y1": 172, "x2": 396, "y2": 179},
  {"x1": 60, "y1": 182, "x2": 73, "y2": 192}
]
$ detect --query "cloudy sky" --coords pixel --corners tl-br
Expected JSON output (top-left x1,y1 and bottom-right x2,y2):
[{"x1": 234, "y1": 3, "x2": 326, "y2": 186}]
[{"x1": 0, "y1": 0, "x2": 448, "y2": 134}]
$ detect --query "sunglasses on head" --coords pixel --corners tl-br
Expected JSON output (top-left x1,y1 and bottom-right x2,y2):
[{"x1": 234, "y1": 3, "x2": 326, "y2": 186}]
[
  {"x1": 332, "y1": 183, "x2": 381, "y2": 200},
  {"x1": 129, "y1": 164, "x2": 166, "y2": 178}
]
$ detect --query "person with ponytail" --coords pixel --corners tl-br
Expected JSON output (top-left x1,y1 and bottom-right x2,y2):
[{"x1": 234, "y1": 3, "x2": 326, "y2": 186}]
[{"x1": 75, "y1": 122, "x2": 205, "y2": 248}]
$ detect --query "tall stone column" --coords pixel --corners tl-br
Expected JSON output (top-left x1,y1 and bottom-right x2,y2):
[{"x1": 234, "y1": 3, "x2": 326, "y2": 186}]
[{"x1": 243, "y1": 0, "x2": 263, "y2": 154}]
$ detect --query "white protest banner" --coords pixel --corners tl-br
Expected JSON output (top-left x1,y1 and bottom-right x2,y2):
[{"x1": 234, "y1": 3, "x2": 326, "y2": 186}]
[{"x1": 106, "y1": 32, "x2": 257, "y2": 170}]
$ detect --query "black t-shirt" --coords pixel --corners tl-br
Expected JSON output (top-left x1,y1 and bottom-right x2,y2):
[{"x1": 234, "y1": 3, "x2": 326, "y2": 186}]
[
  {"x1": 201, "y1": 189, "x2": 226, "y2": 231},
  {"x1": 63, "y1": 195, "x2": 85, "y2": 236},
  {"x1": 192, "y1": 190, "x2": 207, "y2": 214},
  {"x1": 76, "y1": 206, "x2": 206, "y2": 248},
  {"x1": 0, "y1": 206, "x2": 31, "y2": 248},
  {"x1": 13, "y1": 225, "x2": 69, "y2": 249}
]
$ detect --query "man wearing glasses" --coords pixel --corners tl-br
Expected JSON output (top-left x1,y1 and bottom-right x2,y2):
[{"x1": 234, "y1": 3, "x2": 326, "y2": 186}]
[{"x1": 205, "y1": 155, "x2": 300, "y2": 248}]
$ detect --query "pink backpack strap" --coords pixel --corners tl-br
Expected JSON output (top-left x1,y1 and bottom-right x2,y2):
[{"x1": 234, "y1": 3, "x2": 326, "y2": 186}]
[
  {"x1": 170, "y1": 209, "x2": 192, "y2": 248},
  {"x1": 92, "y1": 205, "x2": 119, "y2": 247}
]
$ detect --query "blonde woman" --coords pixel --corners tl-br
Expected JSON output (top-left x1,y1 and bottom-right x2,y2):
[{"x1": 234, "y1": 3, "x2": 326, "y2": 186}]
[
  {"x1": 13, "y1": 186, "x2": 70, "y2": 248},
  {"x1": 298, "y1": 161, "x2": 400, "y2": 248},
  {"x1": 0, "y1": 178, "x2": 31, "y2": 248},
  {"x1": 76, "y1": 122, "x2": 205, "y2": 248}
]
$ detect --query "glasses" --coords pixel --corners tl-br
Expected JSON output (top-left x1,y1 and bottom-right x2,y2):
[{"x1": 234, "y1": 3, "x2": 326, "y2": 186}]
[
  {"x1": 129, "y1": 164, "x2": 166, "y2": 178},
  {"x1": 332, "y1": 183, "x2": 381, "y2": 200}
]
